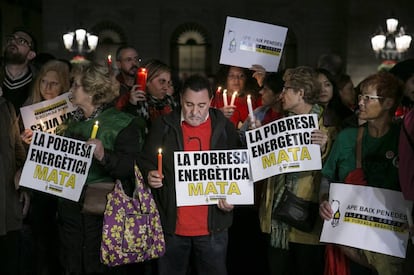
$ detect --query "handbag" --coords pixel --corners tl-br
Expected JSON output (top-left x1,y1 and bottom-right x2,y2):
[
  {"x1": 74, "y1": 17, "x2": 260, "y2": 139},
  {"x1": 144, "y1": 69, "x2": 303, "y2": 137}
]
[
  {"x1": 272, "y1": 188, "x2": 318, "y2": 232},
  {"x1": 100, "y1": 164, "x2": 165, "y2": 266},
  {"x1": 81, "y1": 182, "x2": 115, "y2": 215}
]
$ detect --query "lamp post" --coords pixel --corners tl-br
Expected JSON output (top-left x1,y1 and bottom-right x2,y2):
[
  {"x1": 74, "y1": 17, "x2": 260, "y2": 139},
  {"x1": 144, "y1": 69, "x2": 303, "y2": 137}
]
[
  {"x1": 371, "y1": 18, "x2": 412, "y2": 61},
  {"x1": 63, "y1": 28, "x2": 99, "y2": 55}
]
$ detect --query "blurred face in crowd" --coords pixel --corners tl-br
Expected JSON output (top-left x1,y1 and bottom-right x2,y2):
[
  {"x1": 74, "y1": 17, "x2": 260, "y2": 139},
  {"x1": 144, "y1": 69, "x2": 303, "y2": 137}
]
[
  {"x1": 280, "y1": 83, "x2": 303, "y2": 114},
  {"x1": 70, "y1": 76, "x2": 92, "y2": 108},
  {"x1": 339, "y1": 80, "x2": 356, "y2": 107},
  {"x1": 117, "y1": 48, "x2": 140, "y2": 77},
  {"x1": 147, "y1": 71, "x2": 172, "y2": 99},
  {"x1": 181, "y1": 88, "x2": 211, "y2": 127},
  {"x1": 317, "y1": 73, "x2": 333, "y2": 107},
  {"x1": 404, "y1": 75, "x2": 414, "y2": 102},
  {"x1": 4, "y1": 31, "x2": 35, "y2": 65},
  {"x1": 260, "y1": 85, "x2": 280, "y2": 108},
  {"x1": 226, "y1": 66, "x2": 246, "y2": 93},
  {"x1": 358, "y1": 85, "x2": 391, "y2": 121},
  {"x1": 40, "y1": 70, "x2": 62, "y2": 100}
]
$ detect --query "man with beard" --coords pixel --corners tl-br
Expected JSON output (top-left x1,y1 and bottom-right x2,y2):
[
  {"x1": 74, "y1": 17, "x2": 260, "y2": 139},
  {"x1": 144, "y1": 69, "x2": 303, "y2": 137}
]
[
  {"x1": 114, "y1": 45, "x2": 140, "y2": 108},
  {"x1": 1, "y1": 28, "x2": 37, "y2": 115}
]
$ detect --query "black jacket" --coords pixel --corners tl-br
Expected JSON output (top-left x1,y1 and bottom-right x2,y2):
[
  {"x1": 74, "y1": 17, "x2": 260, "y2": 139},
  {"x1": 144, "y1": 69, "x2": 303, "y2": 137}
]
[{"x1": 139, "y1": 107, "x2": 241, "y2": 234}]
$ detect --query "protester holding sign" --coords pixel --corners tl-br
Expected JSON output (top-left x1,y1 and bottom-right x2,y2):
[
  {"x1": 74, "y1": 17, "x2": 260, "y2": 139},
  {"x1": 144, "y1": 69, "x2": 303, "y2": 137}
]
[
  {"x1": 19, "y1": 58, "x2": 71, "y2": 275},
  {"x1": 139, "y1": 75, "x2": 240, "y2": 275},
  {"x1": 56, "y1": 62, "x2": 146, "y2": 274},
  {"x1": 260, "y1": 66, "x2": 332, "y2": 275},
  {"x1": 211, "y1": 65, "x2": 261, "y2": 128},
  {"x1": 319, "y1": 72, "x2": 404, "y2": 275}
]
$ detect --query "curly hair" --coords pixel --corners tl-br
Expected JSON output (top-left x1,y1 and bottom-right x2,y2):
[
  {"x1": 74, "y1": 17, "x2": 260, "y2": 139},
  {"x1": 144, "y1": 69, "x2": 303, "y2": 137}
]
[
  {"x1": 71, "y1": 62, "x2": 119, "y2": 106},
  {"x1": 283, "y1": 66, "x2": 321, "y2": 104}
]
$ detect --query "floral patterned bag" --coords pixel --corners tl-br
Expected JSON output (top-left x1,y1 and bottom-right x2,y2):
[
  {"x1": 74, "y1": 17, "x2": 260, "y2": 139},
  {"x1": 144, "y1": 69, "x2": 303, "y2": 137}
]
[{"x1": 100, "y1": 164, "x2": 165, "y2": 266}]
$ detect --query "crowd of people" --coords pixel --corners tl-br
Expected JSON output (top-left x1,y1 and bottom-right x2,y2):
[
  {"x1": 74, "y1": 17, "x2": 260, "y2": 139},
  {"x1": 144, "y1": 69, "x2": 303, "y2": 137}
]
[{"x1": 0, "y1": 27, "x2": 414, "y2": 275}]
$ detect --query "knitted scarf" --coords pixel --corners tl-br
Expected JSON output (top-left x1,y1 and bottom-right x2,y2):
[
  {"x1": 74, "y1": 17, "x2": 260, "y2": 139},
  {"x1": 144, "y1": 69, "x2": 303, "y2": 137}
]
[{"x1": 270, "y1": 104, "x2": 323, "y2": 249}]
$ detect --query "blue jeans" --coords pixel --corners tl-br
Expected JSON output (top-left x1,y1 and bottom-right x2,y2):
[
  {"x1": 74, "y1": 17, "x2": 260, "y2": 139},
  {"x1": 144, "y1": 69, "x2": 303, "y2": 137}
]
[{"x1": 158, "y1": 231, "x2": 228, "y2": 275}]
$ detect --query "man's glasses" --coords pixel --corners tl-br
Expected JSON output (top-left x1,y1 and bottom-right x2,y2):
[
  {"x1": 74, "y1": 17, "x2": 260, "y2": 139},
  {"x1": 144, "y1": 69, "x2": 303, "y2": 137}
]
[
  {"x1": 6, "y1": 35, "x2": 32, "y2": 48},
  {"x1": 282, "y1": 86, "x2": 296, "y2": 93},
  {"x1": 358, "y1": 94, "x2": 384, "y2": 102},
  {"x1": 120, "y1": 57, "x2": 141, "y2": 63}
]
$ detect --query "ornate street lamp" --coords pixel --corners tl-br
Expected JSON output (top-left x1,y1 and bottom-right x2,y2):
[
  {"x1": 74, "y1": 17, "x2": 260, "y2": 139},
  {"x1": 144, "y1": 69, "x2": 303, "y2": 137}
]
[
  {"x1": 371, "y1": 18, "x2": 412, "y2": 61},
  {"x1": 63, "y1": 28, "x2": 99, "y2": 55}
]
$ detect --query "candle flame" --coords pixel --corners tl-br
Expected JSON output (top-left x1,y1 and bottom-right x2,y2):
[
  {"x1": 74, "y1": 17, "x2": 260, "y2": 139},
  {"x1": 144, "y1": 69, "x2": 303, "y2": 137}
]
[
  {"x1": 95, "y1": 121, "x2": 99, "y2": 126},
  {"x1": 107, "y1": 55, "x2": 112, "y2": 61},
  {"x1": 158, "y1": 148, "x2": 162, "y2": 154}
]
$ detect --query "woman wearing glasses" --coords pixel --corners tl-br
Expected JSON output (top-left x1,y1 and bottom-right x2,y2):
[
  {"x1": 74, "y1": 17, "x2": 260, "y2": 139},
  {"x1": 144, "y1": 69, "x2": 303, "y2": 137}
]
[
  {"x1": 262, "y1": 66, "x2": 332, "y2": 275},
  {"x1": 319, "y1": 72, "x2": 404, "y2": 275},
  {"x1": 120, "y1": 59, "x2": 178, "y2": 129}
]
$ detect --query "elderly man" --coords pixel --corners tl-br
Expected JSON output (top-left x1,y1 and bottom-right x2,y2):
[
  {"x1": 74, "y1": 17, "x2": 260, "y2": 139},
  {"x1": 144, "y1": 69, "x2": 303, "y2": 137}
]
[{"x1": 139, "y1": 74, "x2": 240, "y2": 275}]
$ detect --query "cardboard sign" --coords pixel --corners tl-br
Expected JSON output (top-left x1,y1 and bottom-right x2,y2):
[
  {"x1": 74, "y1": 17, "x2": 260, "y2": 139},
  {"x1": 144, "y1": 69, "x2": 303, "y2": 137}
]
[
  {"x1": 20, "y1": 92, "x2": 76, "y2": 134},
  {"x1": 246, "y1": 114, "x2": 322, "y2": 182},
  {"x1": 174, "y1": 150, "x2": 254, "y2": 206},
  {"x1": 219, "y1": 16, "x2": 288, "y2": 72},
  {"x1": 320, "y1": 183, "x2": 413, "y2": 258},
  {"x1": 19, "y1": 131, "x2": 95, "y2": 201}
]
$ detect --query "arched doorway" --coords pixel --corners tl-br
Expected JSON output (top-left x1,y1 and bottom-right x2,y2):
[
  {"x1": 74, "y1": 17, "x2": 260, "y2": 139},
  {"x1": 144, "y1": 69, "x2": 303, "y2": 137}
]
[{"x1": 170, "y1": 23, "x2": 211, "y2": 79}]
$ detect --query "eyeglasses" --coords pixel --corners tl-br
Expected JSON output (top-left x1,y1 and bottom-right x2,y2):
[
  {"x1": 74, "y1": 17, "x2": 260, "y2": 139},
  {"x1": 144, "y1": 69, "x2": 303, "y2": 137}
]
[
  {"x1": 6, "y1": 35, "x2": 32, "y2": 48},
  {"x1": 228, "y1": 74, "x2": 246, "y2": 80},
  {"x1": 282, "y1": 86, "x2": 296, "y2": 93},
  {"x1": 120, "y1": 56, "x2": 141, "y2": 63},
  {"x1": 358, "y1": 94, "x2": 384, "y2": 102}
]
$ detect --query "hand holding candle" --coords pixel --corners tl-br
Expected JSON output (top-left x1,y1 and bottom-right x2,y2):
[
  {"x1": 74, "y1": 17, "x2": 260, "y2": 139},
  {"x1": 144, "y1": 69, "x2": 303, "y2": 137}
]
[
  {"x1": 136, "y1": 67, "x2": 147, "y2": 91},
  {"x1": 222, "y1": 89, "x2": 228, "y2": 106},
  {"x1": 157, "y1": 148, "x2": 163, "y2": 176},
  {"x1": 230, "y1": 91, "x2": 238, "y2": 106},
  {"x1": 90, "y1": 121, "x2": 99, "y2": 139}
]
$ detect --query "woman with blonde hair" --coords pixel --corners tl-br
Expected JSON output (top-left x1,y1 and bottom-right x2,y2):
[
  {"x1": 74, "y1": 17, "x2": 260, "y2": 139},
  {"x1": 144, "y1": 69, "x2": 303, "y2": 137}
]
[{"x1": 57, "y1": 62, "x2": 146, "y2": 274}]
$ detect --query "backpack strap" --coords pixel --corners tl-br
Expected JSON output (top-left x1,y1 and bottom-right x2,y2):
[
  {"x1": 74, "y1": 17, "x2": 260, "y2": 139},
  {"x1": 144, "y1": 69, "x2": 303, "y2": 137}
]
[{"x1": 356, "y1": 126, "x2": 364, "y2": 169}]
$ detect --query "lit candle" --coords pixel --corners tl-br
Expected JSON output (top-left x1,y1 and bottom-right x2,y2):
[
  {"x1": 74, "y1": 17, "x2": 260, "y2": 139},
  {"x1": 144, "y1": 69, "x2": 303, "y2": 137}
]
[
  {"x1": 157, "y1": 148, "x2": 163, "y2": 176},
  {"x1": 223, "y1": 89, "x2": 228, "y2": 106},
  {"x1": 90, "y1": 121, "x2": 99, "y2": 139},
  {"x1": 230, "y1": 91, "x2": 238, "y2": 106},
  {"x1": 247, "y1": 95, "x2": 255, "y2": 122},
  {"x1": 136, "y1": 67, "x2": 147, "y2": 91},
  {"x1": 107, "y1": 55, "x2": 112, "y2": 72}
]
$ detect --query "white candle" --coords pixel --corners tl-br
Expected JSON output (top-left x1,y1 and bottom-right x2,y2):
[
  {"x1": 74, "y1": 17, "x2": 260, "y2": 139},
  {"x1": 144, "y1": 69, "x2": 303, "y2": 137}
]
[
  {"x1": 223, "y1": 89, "x2": 228, "y2": 106},
  {"x1": 247, "y1": 95, "x2": 254, "y2": 119},
  {"x1": 230, "y1": 91, "x2": 238, "y2": 106}
]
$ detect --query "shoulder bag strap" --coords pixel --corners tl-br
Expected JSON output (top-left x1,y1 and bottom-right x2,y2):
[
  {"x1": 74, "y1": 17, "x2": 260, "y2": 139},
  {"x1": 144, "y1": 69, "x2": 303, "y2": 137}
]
[{"x1": 356, "y1": 126, "x2": 364, "y2": 168}]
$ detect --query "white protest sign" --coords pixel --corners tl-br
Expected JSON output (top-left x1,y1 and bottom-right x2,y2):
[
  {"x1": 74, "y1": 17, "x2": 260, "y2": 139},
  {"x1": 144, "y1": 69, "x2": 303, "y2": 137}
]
[
  {"x1": 320, "y1": 183, "x2": 412, "y2": 258},
  {"x1": 20, "y1": 92, "x2": 76, "y2": 134},
  {"x1": 174, "y1": 150, "x2": 254, "y2": 206},
  {"x1": 219, "y1": 16, "x2": 288, "y2": 72},
  {"x1": 19, "y1": 131, "x2": 95, "y2": 201},
  {"x1": 246, "y1": 114, "x2": 321, "y2": 182}
]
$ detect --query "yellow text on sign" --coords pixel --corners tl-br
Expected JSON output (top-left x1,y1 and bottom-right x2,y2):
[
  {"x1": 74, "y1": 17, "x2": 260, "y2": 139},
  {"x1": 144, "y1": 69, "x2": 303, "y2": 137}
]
[
  {"x1": 262, "y1": 147, "x2": 311, "y2": 169},
  {"x1": 188, "y1": 181, "x2": 241, "y2": 196},
  {"x1": 33, "y1": 165, "x2": 76, "y2": 188}
]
